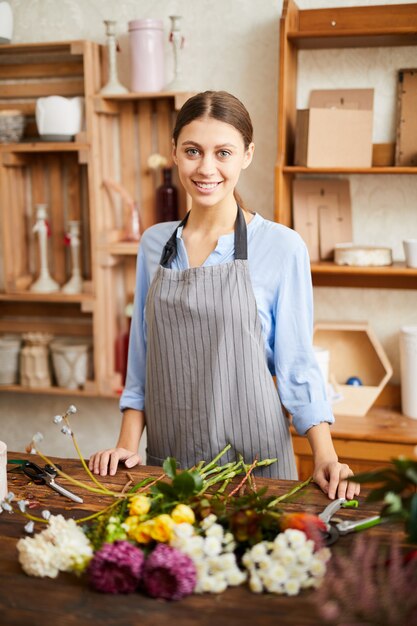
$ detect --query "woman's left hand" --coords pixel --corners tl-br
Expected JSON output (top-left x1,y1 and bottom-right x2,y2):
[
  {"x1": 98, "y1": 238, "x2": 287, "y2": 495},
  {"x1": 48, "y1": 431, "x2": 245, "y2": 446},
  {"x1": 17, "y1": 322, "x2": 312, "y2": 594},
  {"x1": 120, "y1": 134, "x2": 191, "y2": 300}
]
[{"x1": 313, "y1": 460, "x2": 360, "y2": 500}]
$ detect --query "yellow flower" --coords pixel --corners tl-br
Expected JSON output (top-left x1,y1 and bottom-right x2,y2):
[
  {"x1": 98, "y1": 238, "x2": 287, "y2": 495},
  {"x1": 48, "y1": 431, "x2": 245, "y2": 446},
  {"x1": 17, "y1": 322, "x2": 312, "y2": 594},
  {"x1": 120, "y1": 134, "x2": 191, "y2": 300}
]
[
  {"x1": 134, "y1": 520, "x2": 155, "y2": 544},
  {"x1": 149, "y1": 514, "x2": 175, "y2": 543},
  {"x1": 171, "y1": 504, "x2": 195, "y2": 525},
  {"x1": 129, "y1": 494, "x2": 151, "y2": 516},
  {"x1": 123, "y1": 515, "x2": 140, "y2": 539}
]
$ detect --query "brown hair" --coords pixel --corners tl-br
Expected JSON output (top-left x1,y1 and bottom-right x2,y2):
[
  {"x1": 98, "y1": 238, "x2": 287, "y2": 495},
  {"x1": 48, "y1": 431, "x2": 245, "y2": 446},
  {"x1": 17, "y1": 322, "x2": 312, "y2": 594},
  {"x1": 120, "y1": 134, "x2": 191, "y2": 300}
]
[
  {"x1": 172, "y1": 91, "x2": 253, "y2": 210},
  {"x1": 173, "y1": 90, "x2": 253, "y2": 149}
]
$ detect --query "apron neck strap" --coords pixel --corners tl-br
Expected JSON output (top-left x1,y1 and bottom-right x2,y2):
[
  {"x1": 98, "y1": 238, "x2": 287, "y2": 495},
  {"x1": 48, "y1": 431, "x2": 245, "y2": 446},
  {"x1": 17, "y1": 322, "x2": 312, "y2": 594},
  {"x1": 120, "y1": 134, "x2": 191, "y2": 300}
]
[{"x1": 160, "y1": 205, "x2": 248, "y2": 268}]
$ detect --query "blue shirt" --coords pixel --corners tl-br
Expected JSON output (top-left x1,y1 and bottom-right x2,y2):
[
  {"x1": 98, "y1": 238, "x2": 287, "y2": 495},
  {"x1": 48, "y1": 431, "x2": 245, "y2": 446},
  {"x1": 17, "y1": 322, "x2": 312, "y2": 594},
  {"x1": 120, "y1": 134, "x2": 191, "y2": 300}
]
[{"x1": 120, "y1": 212, "x2": 334, "y2": 436}]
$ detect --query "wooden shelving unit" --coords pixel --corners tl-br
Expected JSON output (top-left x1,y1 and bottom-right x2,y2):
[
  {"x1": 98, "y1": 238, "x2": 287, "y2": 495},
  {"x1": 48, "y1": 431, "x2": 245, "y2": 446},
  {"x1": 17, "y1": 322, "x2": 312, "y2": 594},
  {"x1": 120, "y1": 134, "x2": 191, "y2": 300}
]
[
  {"x1": 275, "y1": 0, "x2": 417, "y2": 290},
  {"x1": 0, "y1": 40, "x2": 192, "y2": 397}
]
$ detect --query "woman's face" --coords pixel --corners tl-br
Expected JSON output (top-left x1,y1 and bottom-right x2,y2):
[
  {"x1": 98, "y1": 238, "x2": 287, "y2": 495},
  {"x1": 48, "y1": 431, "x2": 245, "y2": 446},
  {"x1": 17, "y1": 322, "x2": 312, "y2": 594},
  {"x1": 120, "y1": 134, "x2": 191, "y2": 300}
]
[{"x1": 172, "y1": 116, "x2": 254, "y2": 211}]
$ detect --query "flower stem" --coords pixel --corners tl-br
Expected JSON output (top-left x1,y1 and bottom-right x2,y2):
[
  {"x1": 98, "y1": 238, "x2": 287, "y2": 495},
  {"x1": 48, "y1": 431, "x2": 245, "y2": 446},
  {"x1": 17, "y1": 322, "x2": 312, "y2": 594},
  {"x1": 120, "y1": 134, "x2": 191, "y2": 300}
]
[
  {"x1": 267, "y1": 476, "x2": 313, "y2": 508},
  {"x1": 228, "y1": 458, "x2": 258, "y2": 498},
  {"x1": 200, "y1": 444, "x2": 231, "y2": 474},
  {"x1": 70, "y1": 431, "x2": 115, "y2": 495},
  {"x1": 34, "y1": 448, "x2": 123, "y2": 498}
]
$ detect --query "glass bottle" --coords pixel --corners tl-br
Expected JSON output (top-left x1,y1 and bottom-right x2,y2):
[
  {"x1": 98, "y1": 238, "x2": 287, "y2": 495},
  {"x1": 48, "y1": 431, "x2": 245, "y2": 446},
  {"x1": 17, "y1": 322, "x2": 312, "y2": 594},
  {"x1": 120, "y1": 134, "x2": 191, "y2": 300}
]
[{"x1": 156, "y1": 167, "x2": 178, "y2": 222}]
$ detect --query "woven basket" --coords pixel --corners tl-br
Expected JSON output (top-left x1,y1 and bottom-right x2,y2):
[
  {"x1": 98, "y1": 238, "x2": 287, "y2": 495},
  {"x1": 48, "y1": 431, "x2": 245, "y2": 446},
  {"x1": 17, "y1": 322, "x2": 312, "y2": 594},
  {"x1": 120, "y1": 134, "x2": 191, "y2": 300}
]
[{"x1": 0, "y1": 110, "x2": 25, "y2": 143}]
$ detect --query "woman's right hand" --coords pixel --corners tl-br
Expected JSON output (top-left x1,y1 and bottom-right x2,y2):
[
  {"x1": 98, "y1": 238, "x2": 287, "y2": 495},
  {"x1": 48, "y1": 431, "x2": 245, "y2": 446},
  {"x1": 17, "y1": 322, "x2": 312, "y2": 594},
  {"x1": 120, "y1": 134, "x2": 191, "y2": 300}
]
[{"x1": 88, "y1": 448, "x2": 142, "y2": 476}]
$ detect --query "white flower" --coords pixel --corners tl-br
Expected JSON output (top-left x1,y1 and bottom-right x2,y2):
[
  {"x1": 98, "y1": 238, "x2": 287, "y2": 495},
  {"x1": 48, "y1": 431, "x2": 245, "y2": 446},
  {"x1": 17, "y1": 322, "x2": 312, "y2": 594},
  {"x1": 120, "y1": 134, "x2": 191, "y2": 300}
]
[
  {"x1": 200, "y1": 514, "x2": 217, "y2": 530},
  {"x1": 173, "y1": 522, "x2": 195, "y2": 539},
  {"x1": 203, "y1": 536, "x2": 222, "y2": 557},
  {"x1": 18, "y1": 500, "x2": 28, "y2": 513},
  {"x1": 17, "y1": 535, "x2": 60, "y2": 578},
  {"x1": 42, "y1": 510, "x2": 51, "y2": 520},
  {"x1": 66, "y1": 405, "x2": 77, "y2": 415},
  {"x1": 284, "y1": 578, "x2": 301, "y2": 596},
  {"x1": 316, "y1": 547, "x2": 332, "y2": 563},
  {"x1": 280, "y1": 548, "x2": 297, "y2": 567},
  {"x1": 273, "y1": 532, "x2": 288, "y2": 550},
  {"x1": 296, "y1": 545, "x2": 314, "y2": 564},
  {"x1": 61, "y1": 425, "x2": 72, "y2": 436},
  {"x1": 250, "y1": 541, "x2": 268, "y2": 563},
  {"x1": 205, "y1": 523, "x2": 224, "y2": 539},
  {"x1": 310, "y1": 558, "x2": 326, "y2": 578},
  {"x1": 53, "y1": 414, "x2": 63, "y2": 424},
  {"x1": 268, "y1": 563, "x2": 288, "y2": 584},
  {"x1": 147, "y1": 153, "x2": 168, "y2": 170},
  {"x1": 24, "y1": 520, "x2": 34, "y2": 534},
  {"x1": 32, "y1": 432, "x2": 43, "y2": 444},
  {"x1": 17, "y1": 515, "x2": 93, "y2": 578},
  {"x1": 249, "y1": 573, "x2": 263, "y2": 593},
  {"x1": 226, "y1": 568, "x2": 246, "y2": 586},
  {"x1": 284, "y1": 529, "x2": 306, "y2": 549}
]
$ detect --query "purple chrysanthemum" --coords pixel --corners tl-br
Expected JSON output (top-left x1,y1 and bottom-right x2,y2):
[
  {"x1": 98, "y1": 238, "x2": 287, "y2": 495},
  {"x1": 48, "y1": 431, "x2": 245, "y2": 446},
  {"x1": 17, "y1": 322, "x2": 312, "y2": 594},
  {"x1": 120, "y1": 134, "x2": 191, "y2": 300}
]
[
  {"x1": 87, "y1": 540, "x2": 145, "y2": 594},
  {"x1": 142, "y1": 544, "x2": 197, "y2": 601}
]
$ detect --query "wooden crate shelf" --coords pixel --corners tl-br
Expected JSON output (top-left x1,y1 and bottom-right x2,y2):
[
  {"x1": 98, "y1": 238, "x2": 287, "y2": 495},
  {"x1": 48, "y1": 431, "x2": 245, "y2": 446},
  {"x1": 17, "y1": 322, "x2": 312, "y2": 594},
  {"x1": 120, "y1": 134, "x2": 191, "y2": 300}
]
[{"x1": 275, "y1": 0, "x2": 417, "y2": 290}]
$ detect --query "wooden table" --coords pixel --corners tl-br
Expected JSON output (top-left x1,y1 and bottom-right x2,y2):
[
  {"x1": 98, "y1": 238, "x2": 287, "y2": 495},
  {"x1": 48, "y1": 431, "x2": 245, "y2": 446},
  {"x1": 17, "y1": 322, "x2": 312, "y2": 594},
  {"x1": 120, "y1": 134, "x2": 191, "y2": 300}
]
[{"x1": 0, "y1": 452, "x2": 402, "y2": 626}]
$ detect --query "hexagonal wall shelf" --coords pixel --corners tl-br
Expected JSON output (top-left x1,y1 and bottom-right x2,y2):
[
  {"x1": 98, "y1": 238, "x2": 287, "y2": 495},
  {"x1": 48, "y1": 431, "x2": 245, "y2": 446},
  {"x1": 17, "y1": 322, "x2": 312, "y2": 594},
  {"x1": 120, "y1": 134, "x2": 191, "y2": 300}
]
[{"x1": 313, "y1": 321, "x2": 393, "y2": 417}]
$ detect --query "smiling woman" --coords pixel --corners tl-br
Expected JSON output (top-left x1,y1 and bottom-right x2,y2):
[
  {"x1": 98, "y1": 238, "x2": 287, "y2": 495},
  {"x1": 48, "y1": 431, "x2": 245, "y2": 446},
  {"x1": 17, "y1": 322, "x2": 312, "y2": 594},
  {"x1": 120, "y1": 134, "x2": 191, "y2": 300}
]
[{"x1": 89, "y1": 91, "x2": 359, "y2": 502}]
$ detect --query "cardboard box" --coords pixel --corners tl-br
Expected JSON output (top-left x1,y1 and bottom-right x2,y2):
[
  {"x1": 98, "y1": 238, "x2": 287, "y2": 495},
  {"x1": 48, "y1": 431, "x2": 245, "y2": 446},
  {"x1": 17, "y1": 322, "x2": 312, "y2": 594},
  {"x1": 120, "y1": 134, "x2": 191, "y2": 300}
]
[
  {"x1": 395, "y1": 68, "x2": 417, "y2": 166},
  {"x1": 293, "y1": 179, "x2": 352, "y2": 261},
  {"x1": 295, "y1": 89, "x2": 374, "y2": 168},
  {"x1": 313, "y1": 321, "x2": 393, "y2": 417}
]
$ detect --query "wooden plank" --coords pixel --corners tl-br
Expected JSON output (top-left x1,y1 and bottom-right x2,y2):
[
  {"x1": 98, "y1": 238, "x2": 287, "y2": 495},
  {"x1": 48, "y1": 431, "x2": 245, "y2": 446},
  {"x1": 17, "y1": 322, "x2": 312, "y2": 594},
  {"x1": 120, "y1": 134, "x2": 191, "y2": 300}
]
[
  {"x1": 0, "y1": 80, "x2": 84, "y2": 99},
  {"x1": 119, "y1": 101, "x2": 137, "y2": 233},
  {"x1": 0, "y1": 319, "x2": 92, "y2": 336},
  {"x1": 155, "y1": 98, "x2": 172, "y2": 162},
  {"x1": 297, "y1": 4, "x2": 417, "y2": 37},
  {"x1": 0, "y1": 62, "x2": 83, "y2": 79},
  {"x1": 137, "y1": 99, "x2": 155, "y2": 229},
  {"x1": 395, "y1": 68, "x2": 417, "y2": 166}
]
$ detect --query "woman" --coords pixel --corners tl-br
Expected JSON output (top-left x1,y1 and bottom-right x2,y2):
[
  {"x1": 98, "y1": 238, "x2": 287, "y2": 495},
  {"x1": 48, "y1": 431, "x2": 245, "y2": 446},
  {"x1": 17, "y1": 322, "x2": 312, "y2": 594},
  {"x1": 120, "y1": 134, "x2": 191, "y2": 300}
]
[{"x1": 89, "y1": 91, "x2": 359, "y2": 501}]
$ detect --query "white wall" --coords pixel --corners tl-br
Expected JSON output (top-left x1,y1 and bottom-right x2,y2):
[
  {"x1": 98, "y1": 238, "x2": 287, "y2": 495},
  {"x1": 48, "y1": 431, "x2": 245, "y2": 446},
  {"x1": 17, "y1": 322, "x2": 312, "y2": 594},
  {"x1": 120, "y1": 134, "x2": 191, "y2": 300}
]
[{"x1": 1, "y1": 0, "x2": 417, "y2": 457}]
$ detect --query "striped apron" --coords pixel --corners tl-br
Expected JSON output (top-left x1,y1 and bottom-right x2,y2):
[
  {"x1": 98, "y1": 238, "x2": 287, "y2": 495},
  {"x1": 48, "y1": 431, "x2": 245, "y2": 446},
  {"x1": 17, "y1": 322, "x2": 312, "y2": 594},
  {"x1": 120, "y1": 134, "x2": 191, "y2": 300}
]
[{"x1": 144, "y1": 207, "x2": 297, "y2": 479}]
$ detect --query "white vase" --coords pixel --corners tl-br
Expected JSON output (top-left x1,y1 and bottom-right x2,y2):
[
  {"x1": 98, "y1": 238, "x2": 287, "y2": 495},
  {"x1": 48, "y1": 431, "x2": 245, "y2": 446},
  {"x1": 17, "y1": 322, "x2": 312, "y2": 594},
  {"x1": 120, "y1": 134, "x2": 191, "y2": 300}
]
[
  {"x1": 400, "y1": 326, "x2": 417, "y2": 419},
  {"x1": 36, "y1": 96, "x2": 84, "y2": 141},
  {"x1": 62, "y1": 221, "x2": 83, "y2": 294},
  {"x1": 0, "y1": 2, "x2": 13, "y2": 44},
  {"x1": 100, "y1": 20, "x2": 129, "y2": 95},
  {"x1": 30, "y1": 205, "x2": 60, "y2": 293}
]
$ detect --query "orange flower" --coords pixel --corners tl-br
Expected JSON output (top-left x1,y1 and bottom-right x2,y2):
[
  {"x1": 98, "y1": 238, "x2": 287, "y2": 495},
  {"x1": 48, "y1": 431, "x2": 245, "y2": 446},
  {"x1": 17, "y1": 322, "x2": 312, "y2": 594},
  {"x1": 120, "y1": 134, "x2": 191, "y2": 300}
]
[
  {"x1": 133, "y1": 520, "x2": 155, "y2": 544},
  {"x1": 279, "y1": 513, "x2": 327, "y2": 548}
]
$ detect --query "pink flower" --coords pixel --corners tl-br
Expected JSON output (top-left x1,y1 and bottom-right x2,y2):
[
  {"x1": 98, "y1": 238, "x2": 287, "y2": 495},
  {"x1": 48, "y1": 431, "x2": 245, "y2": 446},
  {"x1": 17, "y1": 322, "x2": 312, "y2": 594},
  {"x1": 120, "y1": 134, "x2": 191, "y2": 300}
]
[
  {"x1": 87, "y1": 540, "x2": 145, "y2": 594},
  {"x1": 142, "y1": 544, "x2": 196, "y2": 601}
]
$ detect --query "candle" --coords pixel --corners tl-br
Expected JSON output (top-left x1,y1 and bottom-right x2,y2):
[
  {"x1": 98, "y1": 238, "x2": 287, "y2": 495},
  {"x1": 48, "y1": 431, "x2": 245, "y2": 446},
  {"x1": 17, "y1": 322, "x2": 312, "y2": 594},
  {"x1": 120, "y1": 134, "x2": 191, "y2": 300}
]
[{"x1": 0, "y1": 441, "x2": 7, "y2": 501}]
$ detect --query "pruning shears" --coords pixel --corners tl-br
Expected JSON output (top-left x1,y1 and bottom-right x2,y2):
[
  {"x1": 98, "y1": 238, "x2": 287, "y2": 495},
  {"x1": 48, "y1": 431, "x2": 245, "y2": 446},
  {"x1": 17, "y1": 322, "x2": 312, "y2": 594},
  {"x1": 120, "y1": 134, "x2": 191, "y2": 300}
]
[
  {"x1": 18, "y1": 460, "x2": 83, "y2": 504},
  {"x1": 318, "y1": 497, "x2": 381, "y2": 546}
]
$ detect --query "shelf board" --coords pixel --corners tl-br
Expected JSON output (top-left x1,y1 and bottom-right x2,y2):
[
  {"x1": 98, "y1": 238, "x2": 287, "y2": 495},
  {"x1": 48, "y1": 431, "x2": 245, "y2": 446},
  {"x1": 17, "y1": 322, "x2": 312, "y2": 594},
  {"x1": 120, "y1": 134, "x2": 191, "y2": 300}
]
[
  {"x1": 0, "y1": 383, "x2": 113, "y2": 398},
  {"x1": 311, "y1": 261, "x2": 417, "y2": 289},
  {"x1": 102, "y1": 241, "x2": 140, "y2": 256},
  {"x1": 283, "y1": 166, "x2": 417, "y2": 175},
  {"x1": 287, "y1": 4, "x2": 417, "y2": 49},
  {"x1": 0, "y1": 142, "x2": 89, "y2": 153},
  {"x1": 0, "y1": 292, "x2": 94, "y2": 303},
  {"x1": 94, "y1": 91, "x2": 196, "y2": 114}
]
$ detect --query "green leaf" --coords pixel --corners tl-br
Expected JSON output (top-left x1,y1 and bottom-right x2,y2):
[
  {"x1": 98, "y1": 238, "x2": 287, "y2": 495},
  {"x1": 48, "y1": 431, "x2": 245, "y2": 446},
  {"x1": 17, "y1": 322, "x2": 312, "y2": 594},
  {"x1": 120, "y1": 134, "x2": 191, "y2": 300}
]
[
  {"x1": 154, "y1": 481, "x2": 177, "y2": 499},
  {"x1": 353, "y1": 468, "x2": 400, "y2": 484},
  {"x1": 189, "y1": 470, "x2": 204, "y2": 492},
  {"x1": 407, "y1": 492, "x2": 417, "y2": 543},
  {"x1": 163, "y1": 457, "x2": 178, "y2": 480},
  {"x1": 405, "y1": 467, "x2": 417, "y2": 485},
  {"x1": 173, "y1": 471, "x2": 196, "y2": 497},
  {"x1": 383, "y1": 491, "x2": 403, "y2": 514}
]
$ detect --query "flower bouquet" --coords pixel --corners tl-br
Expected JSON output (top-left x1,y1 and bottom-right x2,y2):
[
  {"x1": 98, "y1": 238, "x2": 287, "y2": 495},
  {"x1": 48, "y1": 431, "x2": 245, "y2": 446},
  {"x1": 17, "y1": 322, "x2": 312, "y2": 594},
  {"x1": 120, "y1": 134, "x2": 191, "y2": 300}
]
[{"x1": 2, "y1": 406, "x2": 332, "y2": 600}]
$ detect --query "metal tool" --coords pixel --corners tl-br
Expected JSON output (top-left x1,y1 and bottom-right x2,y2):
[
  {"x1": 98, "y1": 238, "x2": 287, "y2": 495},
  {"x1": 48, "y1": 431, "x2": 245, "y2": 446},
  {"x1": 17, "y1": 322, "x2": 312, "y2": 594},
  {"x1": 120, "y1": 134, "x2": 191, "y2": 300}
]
[
  {"x1": 21, "y1": 461, "x2": 83, "y2": 504},
  {"x1": 318, "y1": 497, "x2": 381, "y2": 545}
]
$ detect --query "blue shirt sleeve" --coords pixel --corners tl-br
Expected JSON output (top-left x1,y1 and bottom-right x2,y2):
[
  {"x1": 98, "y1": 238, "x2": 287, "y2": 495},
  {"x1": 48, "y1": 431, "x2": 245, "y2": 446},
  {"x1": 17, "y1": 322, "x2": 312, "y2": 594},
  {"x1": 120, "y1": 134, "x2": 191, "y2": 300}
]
[
  {"x1": 119, "y1": 243, "x2": 149, "y2": 412},
  {"x1": 273, "y1": 237, "x2": 334, "y2": 435}
]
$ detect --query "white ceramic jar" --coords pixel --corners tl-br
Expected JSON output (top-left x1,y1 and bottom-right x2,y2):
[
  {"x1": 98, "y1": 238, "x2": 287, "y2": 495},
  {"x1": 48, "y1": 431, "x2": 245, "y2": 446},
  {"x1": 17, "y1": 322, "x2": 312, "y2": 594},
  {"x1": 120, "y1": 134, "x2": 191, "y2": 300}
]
[
  {"x1": 35, "y1": 96, "x2": 84, "y2": 140},
  {"x1": 129, "y1": 19, "x2": 165, "y2": 92}
]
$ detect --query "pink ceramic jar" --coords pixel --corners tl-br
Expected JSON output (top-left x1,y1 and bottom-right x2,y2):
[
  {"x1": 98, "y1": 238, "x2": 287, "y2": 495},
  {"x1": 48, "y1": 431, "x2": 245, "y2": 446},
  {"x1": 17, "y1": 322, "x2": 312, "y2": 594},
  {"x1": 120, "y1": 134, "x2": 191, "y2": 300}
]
[{"x1": 129, "y1": 19, "x2": 165, "y2": 92}]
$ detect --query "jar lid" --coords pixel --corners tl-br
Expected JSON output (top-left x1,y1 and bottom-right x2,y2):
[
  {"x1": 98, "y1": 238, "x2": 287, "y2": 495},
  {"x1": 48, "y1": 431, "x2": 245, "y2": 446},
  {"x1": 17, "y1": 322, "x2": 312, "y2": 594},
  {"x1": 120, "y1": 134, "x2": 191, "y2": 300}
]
[{"x1": 128, "y1": 18, "x2": 164, "y2": 31}]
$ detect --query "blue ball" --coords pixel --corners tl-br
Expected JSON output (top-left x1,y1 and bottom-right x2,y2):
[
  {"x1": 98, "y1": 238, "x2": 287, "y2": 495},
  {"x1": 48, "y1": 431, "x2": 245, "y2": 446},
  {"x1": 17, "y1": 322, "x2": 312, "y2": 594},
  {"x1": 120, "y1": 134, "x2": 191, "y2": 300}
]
[{"x1": 346, "y1": 376, "x2": 363, "y2": 386}]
